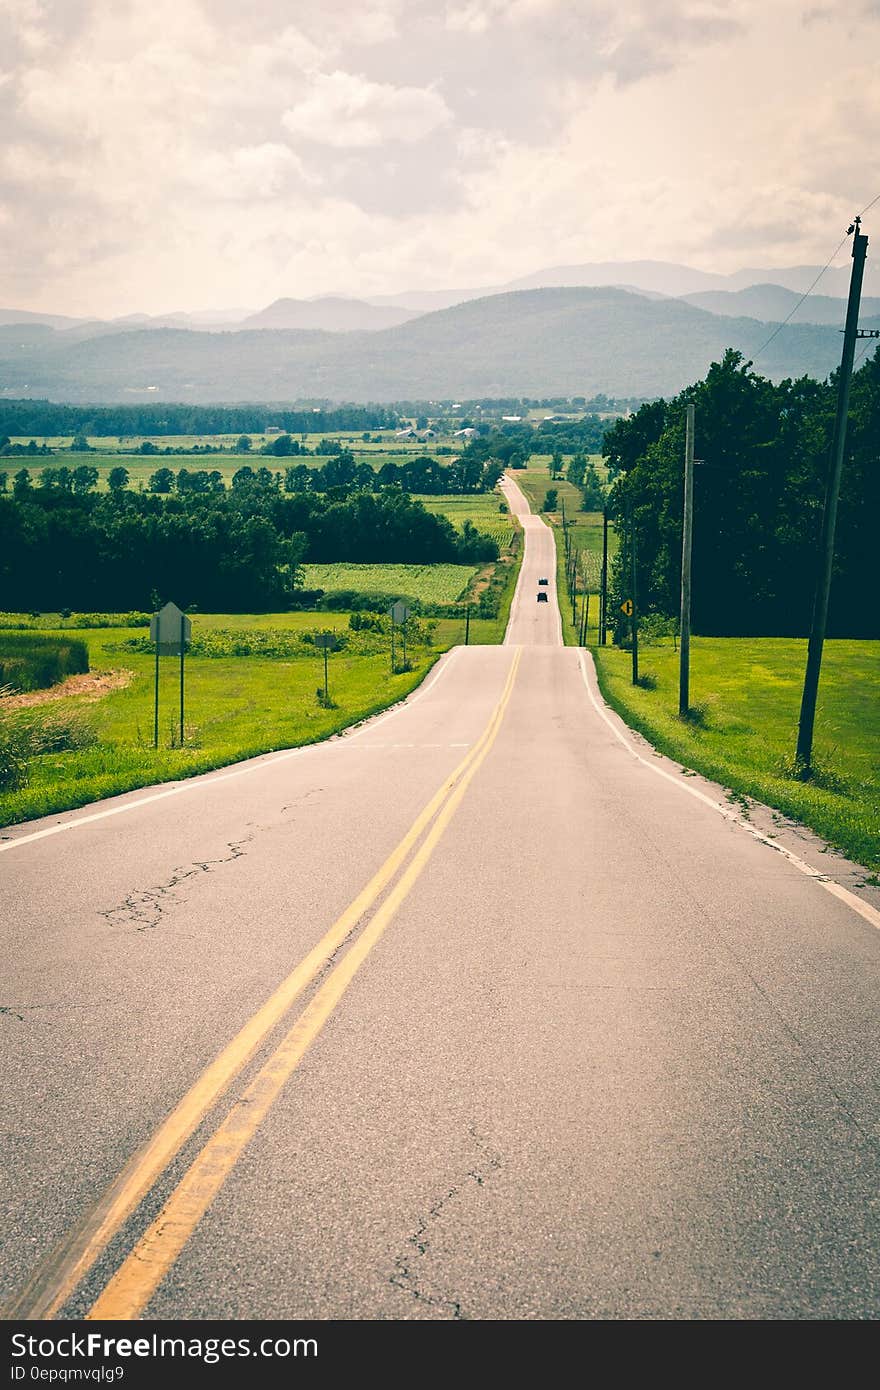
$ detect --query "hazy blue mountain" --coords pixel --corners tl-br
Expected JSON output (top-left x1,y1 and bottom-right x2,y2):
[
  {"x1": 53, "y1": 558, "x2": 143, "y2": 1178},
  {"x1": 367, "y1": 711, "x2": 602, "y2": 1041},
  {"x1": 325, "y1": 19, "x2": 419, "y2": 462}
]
[
  {"x1": 0, "y1": 307, "x2": 97, "y2": 331},
  {"x1": 239, "y1": 297, "x2": 420, "y2": 332},
  {"x1": 368, "y1": 257, "x2": 880, "y2": 313},
  {"x1": 0, "y1": 287, "x2": 873, "y2": 404},
  {"x1": 682, "y1": 283, "x2": 880, "y2": 326}
]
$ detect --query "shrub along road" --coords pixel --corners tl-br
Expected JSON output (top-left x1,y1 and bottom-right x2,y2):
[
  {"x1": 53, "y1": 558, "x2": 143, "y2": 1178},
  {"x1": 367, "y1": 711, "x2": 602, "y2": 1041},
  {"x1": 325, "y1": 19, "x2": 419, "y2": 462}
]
[{"x1": 2, "y1": 480, "x2": 880, "y2": 1320}]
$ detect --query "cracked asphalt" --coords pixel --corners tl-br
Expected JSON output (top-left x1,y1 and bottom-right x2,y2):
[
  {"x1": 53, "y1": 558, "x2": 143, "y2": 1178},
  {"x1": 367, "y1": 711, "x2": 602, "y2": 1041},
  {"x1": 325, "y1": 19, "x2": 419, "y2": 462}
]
[{"x1": 2, "y1": 475, "x2": 879, "y2": 1320}]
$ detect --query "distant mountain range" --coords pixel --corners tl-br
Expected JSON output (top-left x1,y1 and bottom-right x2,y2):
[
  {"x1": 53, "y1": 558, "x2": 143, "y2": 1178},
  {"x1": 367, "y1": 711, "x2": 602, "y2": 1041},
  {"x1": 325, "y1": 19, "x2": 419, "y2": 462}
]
[
  {"x1": 680, "y1": 283, "x2": 880, "y2": 326},
  {"x1": 6, "y1": 253, "x2": 879, "y2": 343},
  {"x1": 238, "y1": 297, "x2": 419, "y2": 332},
  {"x1": 365, "y1": 256, "x2": 880, "y2": 313},
  {"x1": 2, "y1": 286, "x2": 877, "y2": 405}
]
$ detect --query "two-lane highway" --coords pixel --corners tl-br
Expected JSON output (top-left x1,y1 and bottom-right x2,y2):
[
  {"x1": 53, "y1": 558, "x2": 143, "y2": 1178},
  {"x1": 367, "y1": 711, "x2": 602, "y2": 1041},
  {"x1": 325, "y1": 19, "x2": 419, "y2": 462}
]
[{"x1": 2, "y1": 479, "x2": 879, "y2": 1319}]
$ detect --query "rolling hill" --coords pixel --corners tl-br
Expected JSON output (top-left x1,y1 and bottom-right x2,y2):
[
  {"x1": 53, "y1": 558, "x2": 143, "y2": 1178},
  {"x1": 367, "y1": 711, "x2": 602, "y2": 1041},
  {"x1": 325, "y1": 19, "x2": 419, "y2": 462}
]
[
  {"x1": 0, "y1": 287, "x2": 874, "y2": 404},
  {"x1": 682, "y1": 283, "x2": 880, "y2": 326},
  {"x1": 239, "y1": 297, "x2": 419, "y2": 332}
]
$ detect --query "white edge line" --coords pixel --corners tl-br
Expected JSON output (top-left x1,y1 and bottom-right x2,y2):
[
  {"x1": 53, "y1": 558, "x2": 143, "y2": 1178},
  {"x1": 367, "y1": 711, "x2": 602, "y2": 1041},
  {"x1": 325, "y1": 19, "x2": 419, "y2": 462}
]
[
  {"x1": 0, "y1": 645, "x2": 464, "y2": 855},
  {"x1": 578, "y1": 650, "x2": 880, "y2": 934}
]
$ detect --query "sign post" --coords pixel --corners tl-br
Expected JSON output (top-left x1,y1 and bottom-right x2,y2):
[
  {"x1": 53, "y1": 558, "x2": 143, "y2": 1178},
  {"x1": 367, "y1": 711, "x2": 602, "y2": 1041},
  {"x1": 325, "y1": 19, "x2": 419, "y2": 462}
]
[
  {"x1": 314, "y1": 632, "x2": 337, "y2": 703},
  {"x1": 149, "y1": 601, "x2": 192, "y2": 748},
  {"x1": 388, "y1": 600, "x2": 411, "y2": 672}
]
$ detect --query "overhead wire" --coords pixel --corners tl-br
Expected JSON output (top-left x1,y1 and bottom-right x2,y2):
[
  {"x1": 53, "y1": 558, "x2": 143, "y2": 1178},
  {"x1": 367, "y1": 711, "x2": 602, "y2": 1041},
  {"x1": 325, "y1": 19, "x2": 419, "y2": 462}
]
[
  {"x1": 748, "y1": 190, "x2": 880, "y2": 363},
  {"x1": 751, "y1": 230, "x2": 851, "y2": 362}
]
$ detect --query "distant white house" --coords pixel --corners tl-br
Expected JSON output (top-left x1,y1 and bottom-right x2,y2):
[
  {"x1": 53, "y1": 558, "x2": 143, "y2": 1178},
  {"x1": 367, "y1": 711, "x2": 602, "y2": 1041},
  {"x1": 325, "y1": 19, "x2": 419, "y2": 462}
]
[
  {"x1": 419, "y1": 428, "x2": 437, "y2": 439},
  {"x1": 502, "y1": 414, "x2": 522, "y2": 422},
  {"x1": 453, "y1": 427, "x2": 476, "y2": 438},
  {"x1": 266, "y1": 425, "x2": 284, "y2": 434},
  {"x1": 395, "y1": 427, "x2": 417, "y2": 437}
]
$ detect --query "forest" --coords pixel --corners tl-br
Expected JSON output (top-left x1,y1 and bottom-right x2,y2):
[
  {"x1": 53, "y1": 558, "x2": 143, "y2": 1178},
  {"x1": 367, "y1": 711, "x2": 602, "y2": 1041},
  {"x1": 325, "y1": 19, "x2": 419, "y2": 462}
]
[
  {"x1": 0, "y1": 486, "x2": 498, "y2": 612},
  {"x1": 604, "y1": 349, "x2": 879, "y2": 638}
]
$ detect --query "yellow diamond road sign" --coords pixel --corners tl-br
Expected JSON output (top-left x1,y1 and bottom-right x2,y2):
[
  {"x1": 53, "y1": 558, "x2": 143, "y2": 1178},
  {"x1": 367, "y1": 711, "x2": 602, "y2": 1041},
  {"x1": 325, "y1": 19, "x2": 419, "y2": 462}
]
[{"x1": 620, "y1": 599, "x2": 634, "y2": 616}]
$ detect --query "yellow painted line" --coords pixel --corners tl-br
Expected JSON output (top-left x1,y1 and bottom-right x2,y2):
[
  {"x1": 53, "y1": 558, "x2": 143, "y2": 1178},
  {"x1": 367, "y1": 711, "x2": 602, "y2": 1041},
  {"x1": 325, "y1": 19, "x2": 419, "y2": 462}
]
[
  {"x1": 88, "y1": 648, "x2": 522, "y2": 1320},
  {"x1": 6, "y1": 650, "x2": 517, "y2": 1321}
]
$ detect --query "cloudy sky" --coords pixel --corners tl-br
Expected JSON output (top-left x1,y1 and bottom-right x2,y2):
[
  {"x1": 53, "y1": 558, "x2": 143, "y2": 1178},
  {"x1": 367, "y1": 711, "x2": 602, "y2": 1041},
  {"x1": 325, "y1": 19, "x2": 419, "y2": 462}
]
[{"x1": 2, "y1": 0, "x2": 878, "y2": 316}]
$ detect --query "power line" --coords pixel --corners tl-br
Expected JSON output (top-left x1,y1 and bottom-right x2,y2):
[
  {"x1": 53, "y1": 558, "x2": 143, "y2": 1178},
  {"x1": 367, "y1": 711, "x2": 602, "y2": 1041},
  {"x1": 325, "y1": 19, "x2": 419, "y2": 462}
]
[
  {"x1": 853, "y1": 338, "x2": 878, "y2": 371},
  {"x1": 751, "y1": 229, "x2": 851, "y2": 362},
  {"x1": 750, "y1": 193, "x2": 880, "y2": 364}
]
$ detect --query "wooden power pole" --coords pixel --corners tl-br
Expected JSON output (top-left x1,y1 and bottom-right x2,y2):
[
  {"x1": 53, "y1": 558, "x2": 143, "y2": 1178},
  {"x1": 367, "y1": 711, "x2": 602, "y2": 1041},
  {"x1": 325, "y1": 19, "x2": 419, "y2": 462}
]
[
  {"x1": 795, "y1": 218, "x2": 869, "y2": 776},
  {"x1": 679, "y1": 403, "x2": 695, "y2": 716}
]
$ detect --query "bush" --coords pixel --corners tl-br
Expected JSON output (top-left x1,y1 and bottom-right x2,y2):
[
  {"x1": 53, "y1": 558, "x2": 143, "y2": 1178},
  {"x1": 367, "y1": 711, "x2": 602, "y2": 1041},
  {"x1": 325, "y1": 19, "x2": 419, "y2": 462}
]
[
  {"x1": 0, "y1": 699, "x2": 97, "y2": 790},
  {"x1": 286, "y1": 589, "x2": 325, "y2": 610},
  {"x1": 0, "y1": 634, "x2": 89, "y2": 691},
  {"x1": 0, "y1": 611, "x2": 150, "y2": 630}
]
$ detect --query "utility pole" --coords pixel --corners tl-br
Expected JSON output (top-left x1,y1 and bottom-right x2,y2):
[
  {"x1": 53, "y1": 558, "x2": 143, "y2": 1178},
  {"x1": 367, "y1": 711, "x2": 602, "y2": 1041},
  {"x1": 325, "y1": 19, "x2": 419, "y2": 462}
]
[
  {"x1": 679, "y1": 403, "x2": 695, "y2": 717},
  {"x1": 630, "y1": 506, "x2": 639, "y2": 686},
  {"x1": 600, "y1": 506, "x2": 608, "y2": 646},
  {"x1": 464, "y1": 604, "x2": 470, "y2": 645},
  {"x1": 795, "y1": 217, "x2": 869, "y2": 776}
]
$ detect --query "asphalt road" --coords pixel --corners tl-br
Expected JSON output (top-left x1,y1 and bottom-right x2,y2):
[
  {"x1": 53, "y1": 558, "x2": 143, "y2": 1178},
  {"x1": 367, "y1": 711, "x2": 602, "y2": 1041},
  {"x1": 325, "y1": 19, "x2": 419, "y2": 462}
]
[{"x1": 2, "y1": 480, "x2": 879, "y2": 1321}]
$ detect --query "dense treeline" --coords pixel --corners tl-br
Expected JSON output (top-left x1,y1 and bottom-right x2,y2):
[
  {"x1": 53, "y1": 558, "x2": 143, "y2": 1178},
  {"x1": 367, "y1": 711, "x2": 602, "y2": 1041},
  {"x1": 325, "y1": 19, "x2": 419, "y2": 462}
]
[
  {"x1": 0, "y1": 401, "x2": 400, "y2": 438},
  {"x1": 533, "y1": 416, "x2": 609, "y2": 452},
  {"x1": 604, "y1": 349, "x2": 879, "y2": 638},
  {"x1": 1, "y1": 451, "x2": 502, "y2": 498},
  {"x1": 0, "y1": 488, "x2": 498, "y2": 613},
  {"x1": 0, "y1": 397, "x2": 629, "y2": 441}
]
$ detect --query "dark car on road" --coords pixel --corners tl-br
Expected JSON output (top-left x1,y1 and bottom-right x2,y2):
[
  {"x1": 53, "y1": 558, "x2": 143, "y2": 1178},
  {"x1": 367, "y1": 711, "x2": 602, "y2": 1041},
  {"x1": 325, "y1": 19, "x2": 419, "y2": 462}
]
[
  {"x1": 538, "y1": 577, "x2": 549, "y2": 585},
  {"x1": 537, "y1": 591, "x2": 549, "y2": 603}
]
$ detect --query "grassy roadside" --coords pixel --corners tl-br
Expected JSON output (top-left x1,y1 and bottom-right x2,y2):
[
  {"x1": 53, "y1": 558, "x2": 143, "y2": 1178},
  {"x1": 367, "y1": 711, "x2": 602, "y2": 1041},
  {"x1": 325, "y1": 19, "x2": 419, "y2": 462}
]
[
  {"x1": 592, "y1": 638, "x2": 880, "y2": 874},
  {"x1": 0, "y1": 619, "x2": 443, "y2": 828},
  {"x1": 0, "y1": 525, "x2": 523, "y2": 827}
]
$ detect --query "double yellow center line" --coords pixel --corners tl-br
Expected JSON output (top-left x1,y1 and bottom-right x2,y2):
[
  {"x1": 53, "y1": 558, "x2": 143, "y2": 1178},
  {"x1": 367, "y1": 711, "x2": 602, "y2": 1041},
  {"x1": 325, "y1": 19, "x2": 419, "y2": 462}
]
[{"x1": 9, "y1": 647, "x2": 521, "y2": 1322}]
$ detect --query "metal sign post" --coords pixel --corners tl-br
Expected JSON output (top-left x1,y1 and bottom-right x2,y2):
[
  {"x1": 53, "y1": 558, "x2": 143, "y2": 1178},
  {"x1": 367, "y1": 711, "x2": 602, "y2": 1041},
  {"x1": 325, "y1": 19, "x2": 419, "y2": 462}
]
[
  {"x1": 314, "y1": 632, "x2": 337, "y2": 702},
  {"x1": 388, "y1": 600, "x2": 411, "y2": 671},
  {"x1": 149, "y1": 601, "x2": 192, "y2": 748}
]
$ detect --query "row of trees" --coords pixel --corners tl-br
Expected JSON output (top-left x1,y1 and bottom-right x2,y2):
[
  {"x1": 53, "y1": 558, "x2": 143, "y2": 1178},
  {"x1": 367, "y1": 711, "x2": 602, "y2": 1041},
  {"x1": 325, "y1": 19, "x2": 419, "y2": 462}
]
[
  {"x1": 2, "y1": 451, "x2": 503, "y2": 500},
  {"x1": 0, "y1": 487, "x2": 498, "y2": 613},
  {"x1": 603, "y1": 349, "x2": 878, "y2": 638},
  {"x1": 0, "y1": 402, "x2": 400, "y2": 438}
]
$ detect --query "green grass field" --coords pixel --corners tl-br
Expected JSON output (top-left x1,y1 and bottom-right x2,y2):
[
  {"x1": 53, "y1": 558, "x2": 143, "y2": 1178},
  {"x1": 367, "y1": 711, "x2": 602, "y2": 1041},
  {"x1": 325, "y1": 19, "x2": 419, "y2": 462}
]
[
  {"x1": 0, "y1": 526, "x2": 523, "y2": 828},
  {"x1": 0, "y1": 616, "x2": 443, "y2": 828},
  {"x1": 301, "y1": 563, "x2": 477, "y2": 604},
  {"x1": 593, "y1": 637, "x2": 880, "y2": 873}
]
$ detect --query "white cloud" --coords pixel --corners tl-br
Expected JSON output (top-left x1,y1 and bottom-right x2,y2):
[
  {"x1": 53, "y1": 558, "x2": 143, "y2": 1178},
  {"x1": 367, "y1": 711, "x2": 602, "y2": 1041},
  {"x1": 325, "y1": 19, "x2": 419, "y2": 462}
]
[
  {"x1": 192, "y1": 143, "x2": 311, "y2": 200},
  {"x1": 0, "y1": 0, "x2": 878, "y2": 316},
  {"x1": 282, "y1": 71, "x2": 451, "y2": 148}
]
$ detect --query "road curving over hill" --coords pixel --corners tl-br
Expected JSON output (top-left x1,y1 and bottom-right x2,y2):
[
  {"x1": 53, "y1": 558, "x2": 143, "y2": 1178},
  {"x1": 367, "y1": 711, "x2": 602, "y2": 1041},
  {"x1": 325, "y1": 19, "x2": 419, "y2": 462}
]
[{"x1": 2, "y1": 481, "x2": 880, "y2": 1321}]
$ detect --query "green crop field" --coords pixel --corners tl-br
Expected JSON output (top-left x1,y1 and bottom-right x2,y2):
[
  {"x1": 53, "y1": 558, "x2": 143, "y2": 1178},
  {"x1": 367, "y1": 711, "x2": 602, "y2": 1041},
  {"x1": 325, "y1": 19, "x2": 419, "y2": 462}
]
[
  {"x1": 301, "y1": 563, "x2": 477, "y2": 604},
  {"x1": 415, "y1": 493, "x2": 515, "y2": 548},
  {"x1": 593, "y1": 637, "x2": 880, "y2": 873}
]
